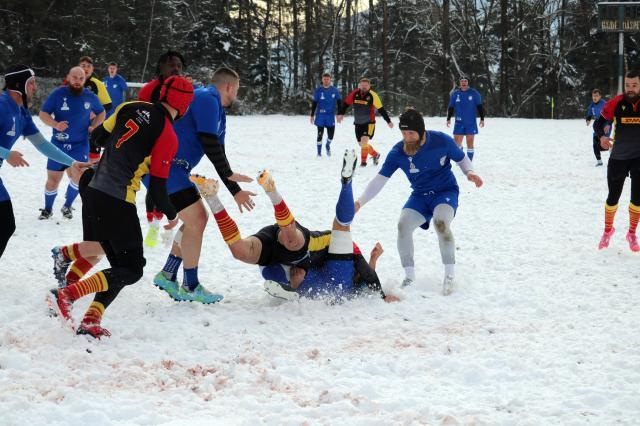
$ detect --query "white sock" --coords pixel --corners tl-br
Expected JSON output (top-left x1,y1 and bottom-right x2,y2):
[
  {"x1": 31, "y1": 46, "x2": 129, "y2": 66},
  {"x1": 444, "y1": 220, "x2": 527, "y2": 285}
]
[
  {"x1": 404, "y1": 266, "x2": 415, "y2": 280},
  {"x1": 444, "y1": 264, "x2": 455, "y2": 278},
  {"x1": 266, "y1": 190, "x2": 283, "y2": 205},
  {"x1": 204, "y1": 194, "x2": 225, "y2": 214}
]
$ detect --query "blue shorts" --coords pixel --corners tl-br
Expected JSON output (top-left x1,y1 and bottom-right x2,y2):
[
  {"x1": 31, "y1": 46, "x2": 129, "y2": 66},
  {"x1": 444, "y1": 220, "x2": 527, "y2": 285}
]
[
  {"x1": 46, "y1": 140, "x2": 89, "y2": 171},
  {"x1": 0, "y1": 177, "x2": 10, "y2": 202},
  {"x1": 141, "y1": 163, "x2": 195, "y2": 195},
  {"x1": 404, "y1": 190, "x2": 459, "y2": 230},
  {"x1": 261, "y1": 257, "x2": 355, "y2": 299},
  {"x1": 315, "y1": 114, "x2": 336, "y2": 128},
  {"x1": 453, "y1": 121, "x2": 478, "y2": 136}
]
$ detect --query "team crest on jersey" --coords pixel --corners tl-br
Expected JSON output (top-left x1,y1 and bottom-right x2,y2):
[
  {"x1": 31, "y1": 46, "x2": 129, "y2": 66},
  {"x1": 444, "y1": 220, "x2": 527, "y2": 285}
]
[
  {"x1": 113, "y1": 84, "x2": 117, "y2": 88},
  {"x1": 455, "y1": 95, "x2": 460, "y2": 103},
  {"x1": 468, "y1": 95, "x2": 473, "y2": 101},
  {"x1": 61, "y1": 98, "x2": 69, "y2": 111},
  {"x1": 440, "y1": 155, "x2": 446, "y2": 166},
  {"x1": 408, "y1": 157, "x2": 420, "y2": 173},
  {"x1": 6, "y1": 117, "x2": 16, "y2": 137},
  {"x1": 320, "y1": 93, "x2": 325, "y2": 100},
  {"x1": 84, "y1": 102, "x2": 91, "y2": 110}
]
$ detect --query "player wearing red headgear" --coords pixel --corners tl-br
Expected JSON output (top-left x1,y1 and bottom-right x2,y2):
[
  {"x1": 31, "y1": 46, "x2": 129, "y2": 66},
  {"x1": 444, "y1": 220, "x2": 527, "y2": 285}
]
[{"x1": 47, "y1": 76, "x2": 194, "y2": 338}]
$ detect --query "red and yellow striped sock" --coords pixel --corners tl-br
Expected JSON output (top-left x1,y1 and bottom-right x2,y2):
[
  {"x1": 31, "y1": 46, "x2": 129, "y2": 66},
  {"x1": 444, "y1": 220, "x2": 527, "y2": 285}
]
[
  {"x1": 274, "y1": 200, "x2": 294, "y2": 227},
  {"x1": 65, "y1": 271, "x2": 109, "y2": 301},
  {"x1": 61, "y1": 243, "x2": 81, "y2": 262},
  {"x1": 604, "y1": 203, "x2": 618, "y2": 232},
  {"x1": 81, "y1": 301, "x2": 105, "y2": 326},
  {"x1": 213, "y1": 210, "x2": 241, "y2": 245},
  {"x1": 629, "y1": 203, "x2": 640, "y2": 234},
  {"x1": 66, "y1": 257, "x2": 94, "y2": 284},
  {"x1": 360, "y1": 145, "x2": 368, "y2": 164},
  {"x1": 368, "y1": 144, "x2": 378, "y2": 158}
]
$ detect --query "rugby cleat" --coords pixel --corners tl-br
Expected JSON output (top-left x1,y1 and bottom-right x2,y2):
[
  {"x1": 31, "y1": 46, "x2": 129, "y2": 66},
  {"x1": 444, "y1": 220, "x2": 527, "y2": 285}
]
[
  {"x1": 626, "y1": 232, "x2": 640, "y2": 252},
  {"x1": 51, "y1": 246, "x2": 72, "y2": 288},
  {"x1": 177, "y1": 284, "x2": 224, "y2": 304},
  {"x1": 341, "y1": 149, "x2": 357, "y2": 184},
  {"x1": 47, "y1": 288, "x2": 73, "y2": 322},
  {"x1": 400, "y1": 277, "x2": 414, "y2": 288},
  {"x1": 39, "y1": 208, "x2": 53, "y2": 220},
  {"x1": 190, "y1": 174, "x2": 219, "y2": 197},
  {"x1": 257, "y1": 169, "x2": 276, "y2": 192},
  {"x1": 144, "y1": 224, "x2": 159, "y2": 248},
  {"x1": 264, "y1": 280, "x2": 300, "y2": 301},
  {"x1": 598, "y1": 227, "x2": 615, "y2": 250},
  {"x1": 60, "y1": 205, "x2": 74, "y2": 219},
  {"x1": 442, "y1": 275, "x2": 455, "y2": 296},
  {"x1": 596, "y1": 160, "x2": 603, "y2": 167},
  {"x1": 372, "y1": 153, "x2": 381, "y2": 165},
  {"x1": 152, "y1": 271, "x2": 181, "y2": 301},
  {"x1": 77, "y1": 322, "x2": 111, "y2": 339}
]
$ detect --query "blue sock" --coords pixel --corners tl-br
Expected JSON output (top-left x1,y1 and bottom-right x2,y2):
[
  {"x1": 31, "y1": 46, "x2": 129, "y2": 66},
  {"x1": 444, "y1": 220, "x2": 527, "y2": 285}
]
[
  {"x1": 44, "y1": 189, "x2": 57, "y2": 211},
  {"x1": 183, "y1": 267, "x2": 199, "y2": 291},
  {"x1": 336, "y1": 181, "x2": 355, "y2": 226},
  {"x1": 64, "y1": 181, "x2": 79, "y2": 208},
  {"x1": 162, "y1": 254, "x2": 182, "y2": 281},
  {"x1": 317, "y1": 141, "x2": 322, "y2": 156},
  {"x1": 467, "y1": 149, "x2": 475, "y2": 161}
]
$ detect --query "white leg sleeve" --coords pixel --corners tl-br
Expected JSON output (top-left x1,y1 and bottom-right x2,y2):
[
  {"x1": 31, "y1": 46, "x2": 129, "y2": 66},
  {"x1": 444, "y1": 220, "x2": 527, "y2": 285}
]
[
  {"x1": 397, "y1": 208, "x2": 427, "y2": 268},
  {"x1": 433, "y1": 204, "x2": 455, "y2": 265},
  {"x1": 329, "y1": 230, "x2": 353, "y2": 254}
]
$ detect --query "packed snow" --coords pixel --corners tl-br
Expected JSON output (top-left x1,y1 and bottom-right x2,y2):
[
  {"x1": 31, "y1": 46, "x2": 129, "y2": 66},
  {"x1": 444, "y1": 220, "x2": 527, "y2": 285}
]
[{"x1": 0, "y1": 115, "x2": 638, "y2": 425}]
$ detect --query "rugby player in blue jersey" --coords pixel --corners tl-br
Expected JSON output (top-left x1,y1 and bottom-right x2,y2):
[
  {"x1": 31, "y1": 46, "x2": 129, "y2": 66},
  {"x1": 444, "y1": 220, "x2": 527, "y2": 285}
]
[
  {"x1": 39, "y1": 66, "x2": 105, "y2": 219},
  {"x1": 446, "y1": 77, "x2": 485, "y2": 161},
  {"x1": 310, "y1": 73, "x2": 341, "y2": 157},
  {"x1": 0, "y1": 65, "x2": 90, "y2": 258},
  {"x1": 357, "y1": 108, "x2": 483, "y2": 295},
  {"x1": 585, "y1": 88, "x2": 608, "y2": 166}
]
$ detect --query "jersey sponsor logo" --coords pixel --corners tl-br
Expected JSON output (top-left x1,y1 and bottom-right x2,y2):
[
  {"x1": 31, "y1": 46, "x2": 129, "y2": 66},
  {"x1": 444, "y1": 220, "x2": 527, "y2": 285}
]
[
  {"x1": 6, "y1": 117, "x2": 16, "y2": 137},
  {"x1": 440, "y1": 155, "x2": 446, "y2": 166},
  {"x1": 55, "y1": 132, "x2": 69, "y2": 141},
  {"x1": 84, "y1": 102, "x2": 91, "y2": 110},
  {"x1": 354, "y1": 100, "x2": 368, "y2": 105},
  {"x1": 61, "y1": 98, "x2": 70, "y2": 111},
  {"x1": 116, "y1": 119, "x2": 140, "y2": 148},
  {"x1": 320, "y1": 92, "x2": 325, "y2": 100},
  {"x1": 408, "y1": 156, "x2": 420, "y2": 173},
  {"x1": 136, "y1": 109, "x2": 151, "y2": 125},
  {"x1": 621, "y1": 117, "x2": 640, "y2": 124},
  {"x1": 455, "y1": 95, "x2": 460, "y2": 103}
]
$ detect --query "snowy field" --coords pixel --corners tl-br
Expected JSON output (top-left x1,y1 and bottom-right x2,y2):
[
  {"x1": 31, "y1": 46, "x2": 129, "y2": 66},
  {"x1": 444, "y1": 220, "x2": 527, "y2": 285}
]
[{"x1": 0, "y1": 115, "x2": 639, "y2": 425}]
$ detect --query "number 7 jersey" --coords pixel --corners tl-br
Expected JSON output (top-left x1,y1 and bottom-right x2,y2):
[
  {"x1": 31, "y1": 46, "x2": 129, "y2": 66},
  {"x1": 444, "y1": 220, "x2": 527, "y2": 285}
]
[{"x1": 89, "y1": 101, "x2": 178, "y2": 204}]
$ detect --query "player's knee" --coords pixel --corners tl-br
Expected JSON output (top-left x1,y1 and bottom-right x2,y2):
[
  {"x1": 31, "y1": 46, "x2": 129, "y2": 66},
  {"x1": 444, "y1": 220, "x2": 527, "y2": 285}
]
[
  {"x1": 434, "y1": 219, "x2": 447, "y2": 233},
  {"x1": 397, "y1": 219, "x2": 415, "y2": 237},
  {"x1": 229, "y1": 244, "x2": 248, "y2": 262}
]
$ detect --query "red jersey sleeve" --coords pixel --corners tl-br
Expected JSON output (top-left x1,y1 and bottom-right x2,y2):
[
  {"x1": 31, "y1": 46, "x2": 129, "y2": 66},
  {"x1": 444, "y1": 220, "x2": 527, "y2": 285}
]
[
  {"x1": 601, "y1": 94, "x2": 624, "y2": 121},
  {"x1": 138, "y1": 80, "x2": 159, "y2": 102},
  {"x1": 344, "y1": 89, "x2": 358, "y2": 106},
  {"x1": 149, "y1": 117, "x2": 178, "y2": 178}
]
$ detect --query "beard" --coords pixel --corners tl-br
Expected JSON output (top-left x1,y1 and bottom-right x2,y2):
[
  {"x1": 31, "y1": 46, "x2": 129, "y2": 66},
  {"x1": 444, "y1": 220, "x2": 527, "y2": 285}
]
[
  {"x1": 403, "y1": 139, "x2": 420, "y2": 156},
  {"x1": 625, "y1": 91, "x2": 640, "y2": 102},
  {"x1": 69, "y1": 84, "x2": 84, "y2": 95}
]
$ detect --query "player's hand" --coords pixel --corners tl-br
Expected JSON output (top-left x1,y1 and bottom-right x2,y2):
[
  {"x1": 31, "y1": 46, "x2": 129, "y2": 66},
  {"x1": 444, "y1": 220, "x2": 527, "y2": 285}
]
[
  {"x1": 354, "y1": 201, "x2": 361, "y2": 213},
  {"x1": 54, "y1": 121, "x2": 69, "y2": 131},
  {"x1": 600, "y1": 136, "x2": 614, "y2": 150},
  {"x1": 290, "y1": 266, "x2": 306, "y2": 289},
  {"x1": 479, "y1": 120, "x2": 485, "y2": 128},
  {"x1": 6, "y1": 151, "x2": 29, "y2": 167},
  {"x1": 234, "y1": 190, "x2": 257, "y2": 212},
  {"x1": 309, "y1": 116, "x2": 314, "y2": 124},
  {"x1": 384, "y1": 294, "x2": 401, "y2": 303},
  {"x1": 370, "y1": 242, "x2": 384, "y2": 260},
  {"x1": 68, "y1": 161, "x2": 91, "y2": 180},
  {"x1": 387, "y1": 121, "x2": 394, "y2": 129},
  {"x1": 164, "y1": 217, "x2": 179, "y2": 230},
  {"x1": 446, "y1": 120, "x2": 451, "y2": 128},
  {"x1": 228, "y1": 173, "x2": 253, "y2": 183},
  {"x1": 467, "y1": 171, "x2": 483, "y2": 188},
  {"x1": 337, "y1": 115, "x2": 344, "y2": 124}
]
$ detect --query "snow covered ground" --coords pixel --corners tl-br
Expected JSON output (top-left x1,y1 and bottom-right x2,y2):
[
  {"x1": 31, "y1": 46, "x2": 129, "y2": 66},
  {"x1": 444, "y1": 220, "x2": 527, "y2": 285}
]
[{"x1": 0, "y1": 115, "x2": 638, "y2": 425}]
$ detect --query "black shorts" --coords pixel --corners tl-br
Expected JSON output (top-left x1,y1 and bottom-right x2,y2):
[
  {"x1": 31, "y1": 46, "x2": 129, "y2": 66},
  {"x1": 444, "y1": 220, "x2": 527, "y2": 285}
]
[
  {"x1": 82, "y1": 186, "x2": 142, "y2": 245},
  {"x1": 169, "y1": 186, "x2": 201, "y2": 213},
  {"x1": 79, "y1": 168, "x2": 95, "y2": 241},
  {"x1": 252, "y1": 223, "x2": 311, "y2": 267},
  {"x1": 355, "y1": 123, "x2": 375, "y2": 142}
]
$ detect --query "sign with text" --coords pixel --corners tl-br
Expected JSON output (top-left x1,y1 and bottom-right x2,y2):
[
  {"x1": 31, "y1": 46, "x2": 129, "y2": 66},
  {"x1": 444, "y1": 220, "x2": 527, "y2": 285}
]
[{"x1": 598, "y1": 2, "x2": 640, "y2": 32}]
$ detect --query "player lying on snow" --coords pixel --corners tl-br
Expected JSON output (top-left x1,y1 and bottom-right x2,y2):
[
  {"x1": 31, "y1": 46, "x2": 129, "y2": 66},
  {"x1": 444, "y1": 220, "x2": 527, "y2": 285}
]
[{"x1": 174, "y1": 150, "x2": 401, "y2": 303}]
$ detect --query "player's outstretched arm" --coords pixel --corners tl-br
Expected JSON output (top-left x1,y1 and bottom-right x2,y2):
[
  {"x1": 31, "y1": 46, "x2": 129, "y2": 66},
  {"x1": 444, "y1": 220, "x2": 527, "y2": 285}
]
[{"x1": 355, "y1": 174, "x2": 390, "y2": 212}]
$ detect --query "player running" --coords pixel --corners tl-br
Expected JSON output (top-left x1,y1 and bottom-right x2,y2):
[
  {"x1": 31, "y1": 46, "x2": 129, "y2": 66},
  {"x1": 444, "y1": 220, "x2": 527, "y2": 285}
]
[
  {"x1": 594, "y1": 70, "x2": 640, "y2": 252},
  {"x1": 585, "y1": 89, "x2": 608, "y2": 166},
  {"x1": 151, "y1": 67, "x2": 255, "y2": 304},
  {"x1": 337, "y1": 77, "x2": 393, "y2": 167},
  {"x1": 0, "y1": 65, "x2": 90, "y2": 258},
  {"x1": 310, "y1": 73, "x2": 341, "y2": 157},
  {"x1": 38, "y1": 66, "x2": 105, "y2": 219},
  {"x1": 446, "y1": 77, "x2": 485, "y2": 161},
  {"x1": 356, "y1": 108, "x2": 483, "y2": 294},
  {"x1": 47, "y1": 76, "x2": 194, "y2": 338}
]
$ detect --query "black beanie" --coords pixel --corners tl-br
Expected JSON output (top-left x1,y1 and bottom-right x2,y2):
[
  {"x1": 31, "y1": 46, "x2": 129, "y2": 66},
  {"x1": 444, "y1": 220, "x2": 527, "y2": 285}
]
[
  {"x1": 399, "y1": 108, "x2": 425, "y2": 139},
  {"x1": 3, "y1": 64, "x2": 35, "y2": 107}
]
